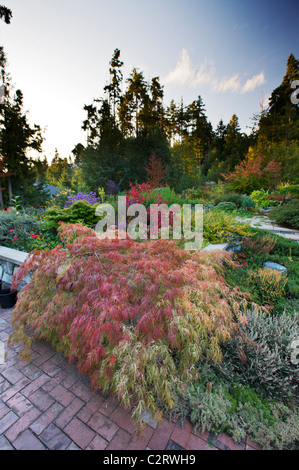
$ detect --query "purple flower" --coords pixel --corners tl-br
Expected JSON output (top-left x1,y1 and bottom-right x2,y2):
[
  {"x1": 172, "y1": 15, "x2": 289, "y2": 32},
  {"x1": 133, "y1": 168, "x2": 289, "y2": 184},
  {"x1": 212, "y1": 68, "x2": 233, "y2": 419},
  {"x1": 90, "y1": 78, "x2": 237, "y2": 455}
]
[{"x1": 64, "y1": 192, "x2": 101, "y2": 207}]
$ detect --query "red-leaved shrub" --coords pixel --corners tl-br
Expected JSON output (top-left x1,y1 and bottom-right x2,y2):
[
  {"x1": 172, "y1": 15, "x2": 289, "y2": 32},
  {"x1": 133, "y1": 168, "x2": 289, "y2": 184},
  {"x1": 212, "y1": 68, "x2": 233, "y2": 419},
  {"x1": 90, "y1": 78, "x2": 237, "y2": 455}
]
[
  {"x1": 223, "y1": 156, "x2": 281, "y2": 193},
  {"x1": 9, "y1": 223, "x2": 253, "y2": 427}
]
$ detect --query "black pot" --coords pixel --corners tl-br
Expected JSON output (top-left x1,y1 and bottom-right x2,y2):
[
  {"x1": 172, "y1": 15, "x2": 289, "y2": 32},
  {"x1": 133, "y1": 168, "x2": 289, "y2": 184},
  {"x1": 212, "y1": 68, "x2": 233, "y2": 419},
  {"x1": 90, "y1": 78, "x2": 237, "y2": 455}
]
[{"x1": 0, "y1": 288, "x2": 17, "y2": 309}]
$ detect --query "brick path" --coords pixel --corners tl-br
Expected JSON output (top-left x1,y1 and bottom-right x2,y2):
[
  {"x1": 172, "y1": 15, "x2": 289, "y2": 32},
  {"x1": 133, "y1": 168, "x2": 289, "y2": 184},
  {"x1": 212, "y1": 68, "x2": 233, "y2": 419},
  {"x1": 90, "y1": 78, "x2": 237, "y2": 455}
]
[{"x1": 0, "y1": 306, "x2": 260, "y2": 451}]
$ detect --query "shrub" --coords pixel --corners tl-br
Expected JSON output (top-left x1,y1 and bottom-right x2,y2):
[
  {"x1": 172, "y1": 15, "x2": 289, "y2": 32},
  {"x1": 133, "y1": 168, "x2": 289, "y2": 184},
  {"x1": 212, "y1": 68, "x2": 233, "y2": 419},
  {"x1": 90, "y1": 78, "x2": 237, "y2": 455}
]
[
  {"x1": 223, "y1": 156, "x2": 281, "y2": 193},
  {"x1": 53, "y1": 188, "x2": 75, "y2": 209},
  {"x1": 9, "y1": 223, "x2": 251, "y2": 428},
  {"x1": 0, "y1": 209, "x2": 57, "y2": 252},
  {"x1": 242, "y1": 233, "x2": 277, "y2": 256},
  {"x1": 278, "y1": 184, "x2": 299, "y2": 197},
  {"x1": 248, "y1": 268, "x2": 287, "y2": 307},
  {"x1": 215, "y1": 202, "x2": 237, "y2": 212},
  {"x1": 268, "y1": 200, "x2": 299, "y2": 229},
  {"x1": 188, "y1": 381, "x2": 299, "y2": 450},
  {"x1": 214, "y1": 193, "x2": 243, "y2": 208},
  {"x1": 215, "y1": 310, "x2": 299, "y2": 402},
  {"x1": 44, "y1": 200, "x2": 100, "y2": 232},
  {"x1": 240, "y1": 195, "x2": 255, "y2": 210},
  {"x1": 202, "y1": 209, "x2": 251, "y2": 244},
  {"x1": 250, "y1": 189, "x2": 272, "y2": 209}
]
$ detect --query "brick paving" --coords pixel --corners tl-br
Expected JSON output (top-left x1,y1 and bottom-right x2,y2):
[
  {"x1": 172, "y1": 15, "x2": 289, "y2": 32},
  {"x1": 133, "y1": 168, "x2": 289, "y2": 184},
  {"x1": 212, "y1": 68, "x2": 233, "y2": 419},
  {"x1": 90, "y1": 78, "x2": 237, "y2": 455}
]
[{"x1": 0, "y1": 306, "x2": 261, "y2": 451}]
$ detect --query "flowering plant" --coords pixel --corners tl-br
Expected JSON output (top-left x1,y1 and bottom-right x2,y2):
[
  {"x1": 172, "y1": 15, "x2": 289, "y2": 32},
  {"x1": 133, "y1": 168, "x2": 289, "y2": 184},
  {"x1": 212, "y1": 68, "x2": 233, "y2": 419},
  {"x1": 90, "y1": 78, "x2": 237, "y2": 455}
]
[{"x1": 64, "y1": 191, "x2": 101, "y2": 207}]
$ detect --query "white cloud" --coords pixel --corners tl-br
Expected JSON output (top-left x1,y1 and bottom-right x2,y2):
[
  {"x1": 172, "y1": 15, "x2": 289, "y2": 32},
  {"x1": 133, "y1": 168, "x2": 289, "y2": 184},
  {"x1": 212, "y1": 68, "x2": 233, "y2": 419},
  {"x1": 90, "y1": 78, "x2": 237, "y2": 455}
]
[
  {"x1": 164, "y1": 49, "x2": 266, "y2": 95},
  {"x1": 214, "y1": 74, "x2": 241, "y2": 93},
  {"x1": 241, "y1": 72, "x2": 266, "y2": 93},
  {"x1": 164, "y1": 48, "x2": 195, "y2": 85}
]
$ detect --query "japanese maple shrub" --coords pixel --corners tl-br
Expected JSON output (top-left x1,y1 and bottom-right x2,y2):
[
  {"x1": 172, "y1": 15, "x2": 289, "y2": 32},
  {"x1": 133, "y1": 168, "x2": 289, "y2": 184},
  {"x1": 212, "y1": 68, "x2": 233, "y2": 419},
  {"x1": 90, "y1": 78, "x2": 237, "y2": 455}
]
[{"x1": 9, "y1": 223, "x2": 252, "y2": 427}]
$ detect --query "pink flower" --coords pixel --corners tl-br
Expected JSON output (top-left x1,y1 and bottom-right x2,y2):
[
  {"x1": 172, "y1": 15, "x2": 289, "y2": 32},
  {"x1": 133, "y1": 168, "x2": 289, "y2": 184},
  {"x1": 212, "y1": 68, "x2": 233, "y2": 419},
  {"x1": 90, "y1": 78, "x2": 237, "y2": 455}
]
[
  {"x1": 9, "y1": 229, "x2": 14, "y2": 232},
  {"x1": 12, "y1": 236, "x2": 17, "y2": 241}
]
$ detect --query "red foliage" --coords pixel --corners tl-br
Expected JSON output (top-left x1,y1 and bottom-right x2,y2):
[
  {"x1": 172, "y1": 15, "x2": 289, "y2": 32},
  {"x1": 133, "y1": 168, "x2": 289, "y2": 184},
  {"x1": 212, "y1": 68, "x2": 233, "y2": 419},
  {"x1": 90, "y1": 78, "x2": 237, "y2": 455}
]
[
  {"x1": 145, "y1": 153, "x2": 168, "y2": 188},
  {"x1": 222, "y1": 156, "x2": 281, "y2": 193},
  {"x1": 9, "y1": 223, "x2": 254, "y2": 426}
]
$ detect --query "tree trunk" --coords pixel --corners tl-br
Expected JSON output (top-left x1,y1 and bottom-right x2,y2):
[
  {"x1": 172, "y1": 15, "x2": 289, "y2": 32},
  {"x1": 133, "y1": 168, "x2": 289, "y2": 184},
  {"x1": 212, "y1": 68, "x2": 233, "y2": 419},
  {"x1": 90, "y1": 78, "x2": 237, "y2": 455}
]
[
  {"x1": 7, "y1": 175, "x2": 12, "y2": 203},
  {"x1": 0, "y1": 188, "x2": 4, "y2": 210}
]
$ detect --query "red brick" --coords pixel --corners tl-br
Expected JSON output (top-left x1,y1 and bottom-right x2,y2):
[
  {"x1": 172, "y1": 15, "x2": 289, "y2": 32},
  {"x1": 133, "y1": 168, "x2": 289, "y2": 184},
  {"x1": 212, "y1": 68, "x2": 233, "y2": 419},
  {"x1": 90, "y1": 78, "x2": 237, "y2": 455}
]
[
  {"x1": 41, "y1": 377, "x2": 61, "y2": 392},
  {"x1": 49, "y1": 384, "x2": 75, "y2": 407},
  {"x1": 170, "y1": 420, "x2": 192, "y2": 448},
  {"x1": 39, "y1": 423, "x2": 71, "y2": 450},
  {"x1": 40, "y1": 360, "x2": 62, "y2": 378},
  {"x1": 0, "y1": 434, "x2": 14, "y2": 450},
  {"x1": 21, "y1": 374, "x2": 50, "y2": 397},
  {"x1": 0, "y1": 410, "x2": 19, "y2": 434},
  {"x1": 30, "y1": 402, "x2": 64, "y2": 435},
  {"x1": 70, "y1": 380, "x2": 94, "y2": 402},
  {"x1": 106, "y1": 428, "x2": 131, "y2": 450},
  {"x1": 53, "y1": 369, "x2": 79, "y2": 389},
  {"x1": 0, "y1": 400, "x2": 10, "y2": 419},
  {"x1": 0, "y1": 379, "x2": 10, "y2": 395},
  {"x1": 99, "y1": 396, "x2": 119, "y2": 417},
  {"x1": 210, "y1": 432, "x2": 245, "y2": 450},
  {"x1": 0, "y1": 376, "x2": 31, "y2": 402},
  {"x1": 148, "y1": 418, "x2": 175, "y2": 450},
  {"x1": 1, "y1": 366, "x2": 25, "y2": 385},
  {"x1": 32, "y1": 350, "x2": 56, "y2": 367},
  {"x1": 76, "y1": 403, "x2": 97, "y2": 424},
  {"x1": 86, "y1": 435, "x2": 108, "y2": 450},
  {"x1": 29, "y1": 388, "x2": 55, "y2": 411},
  {"x1": 12, "y1": 430, "x2": 45, "y2": 450},
  {"x1": 246, "y1": 436, "x2": 263, "y2": 450},
  {"x1": 186, "y1": 434, "x2": 217, "y2": 451},
  {"x1": 110, "y1": 406, "x2": 136, "y2": 435},
  {"x1": 127, "y1": 424, "x2": 155, "y2": 450},
  {"x1": 6, "y1": 392, "x2": 35, "y2": 416},
  {"x1": 21, "y1": 364, "x2": 43, "y2": 380},
  {"x1": 88, "y1": 412, "x2": 119, "y2": 441},
  {"x1": 87, "y1": 392, "x2": 106, "y2": 411},
  {"x1": 55, "y1": 397, "x2": 84, "y2": 429},
  {"x1": 5, "y1": 407, "x2": 41, "y2": 442},
  {"x1": 64, "y1": 417, "x2": 96, "y2": 449}
]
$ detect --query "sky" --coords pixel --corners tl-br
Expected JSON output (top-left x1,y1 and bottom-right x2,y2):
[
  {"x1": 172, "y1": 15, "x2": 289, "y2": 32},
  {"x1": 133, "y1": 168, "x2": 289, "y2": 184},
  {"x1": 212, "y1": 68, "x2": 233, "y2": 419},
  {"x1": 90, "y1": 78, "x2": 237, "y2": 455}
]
[{"x1": 0, "y1": 0, "x2": 298, "y2": 162}]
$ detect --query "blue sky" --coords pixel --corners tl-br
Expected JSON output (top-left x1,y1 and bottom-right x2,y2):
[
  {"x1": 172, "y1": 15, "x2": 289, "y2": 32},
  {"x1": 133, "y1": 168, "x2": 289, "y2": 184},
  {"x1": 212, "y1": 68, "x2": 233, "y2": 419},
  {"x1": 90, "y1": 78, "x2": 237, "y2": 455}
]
[{"x1": 0, "y1": 0, "x2": 298, "y2": 162}]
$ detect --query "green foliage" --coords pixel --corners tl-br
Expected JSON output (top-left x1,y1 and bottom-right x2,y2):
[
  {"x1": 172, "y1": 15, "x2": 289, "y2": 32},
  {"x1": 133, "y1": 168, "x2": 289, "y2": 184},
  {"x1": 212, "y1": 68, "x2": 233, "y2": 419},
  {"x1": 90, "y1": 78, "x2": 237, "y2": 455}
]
[
  {"x1": 248, "y1": 268, "x2": 287, "y2": 306},
  {"x1": 188, "y1": 380, "x2": 299, "y2": 449},
  {"x1": 215, "y1": 202, "x2": 237, "y2": 212},
  {"x1": 240, "y1": 195, "x2": 255, "y2": 210},
  {"x1": 202, "y1": 209, "x2": 251, "y2": 243},
  {"x1": 215, "y1": 310, "x2": 299, "y2": 402},
  {"x1": 0, "y1": 209, "x2": 57, "y2": 252},
  {"x1": 250, "y1": 189, "x2": 275, "y2": 209},
  {"x1": 52, "y1": 188, "x2": 75, "y2": 209},
  {"x1": 214, "y1": 192, "x2": 243, "y2": 208},
  {"x1": 44, "y1": 200, "x2": 100, "y2": 231},
  {"x1": 268, "y1": 200, "x2": 299, "y2": 229}
]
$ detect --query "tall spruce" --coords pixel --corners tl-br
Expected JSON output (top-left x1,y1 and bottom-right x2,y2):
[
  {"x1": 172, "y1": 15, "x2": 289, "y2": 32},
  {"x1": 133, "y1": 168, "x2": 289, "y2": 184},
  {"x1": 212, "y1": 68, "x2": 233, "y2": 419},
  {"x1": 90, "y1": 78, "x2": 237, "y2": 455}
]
[{"x1": 0, "y1": 47, "x2": 43, "y2": 202}]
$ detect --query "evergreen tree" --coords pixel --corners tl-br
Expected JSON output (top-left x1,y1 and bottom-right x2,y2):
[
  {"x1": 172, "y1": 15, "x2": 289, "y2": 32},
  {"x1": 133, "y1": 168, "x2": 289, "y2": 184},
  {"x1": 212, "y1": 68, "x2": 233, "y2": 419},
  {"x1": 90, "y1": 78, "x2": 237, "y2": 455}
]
[
  {"x1": 0, "y1": 47, "x2": 43, "y2": 202},
  {"x1": 0, "y1": 5, "x2": 12, "y2": 24},
  {"x1": 103, "y1": 48, "x2": 124, "y2": 123},
  {"x1": 224, "y1": 114, "x2": 243, "y2": 169},
  {"x1": 259, "y1": 53, "x2": 299, "y2": 143}
]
